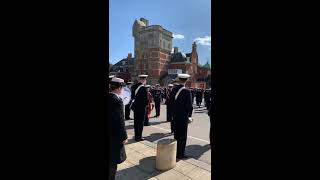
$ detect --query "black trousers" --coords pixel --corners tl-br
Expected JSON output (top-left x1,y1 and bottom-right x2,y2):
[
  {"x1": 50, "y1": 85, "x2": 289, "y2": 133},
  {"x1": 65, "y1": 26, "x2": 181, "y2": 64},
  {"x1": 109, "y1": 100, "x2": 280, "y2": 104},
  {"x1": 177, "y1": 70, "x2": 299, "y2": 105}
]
[
  {"x1": 166, "y1": 105, "x2": 172, "y2": 122},
  {"x1": 134, "y1": 108, "x2": 146, "y2": 140},
  {"x1": 173, "y1": 121, "x2": 188, "y2": 157},
  {"x1": 155, "y1": 100, "x2": 161, "y2": 116},
  {"x1": 109, "y1": 162, "x2": 117, "y2": 180},
  {"x1": 144, "y1": 110, "x2": 149, "y2": 125},
  {"x1": 125, "y1": 101, "x2": 131, "y2": 119},
  {"x1": 171, "y1": 119, "x2": 175, "y2": 133}
]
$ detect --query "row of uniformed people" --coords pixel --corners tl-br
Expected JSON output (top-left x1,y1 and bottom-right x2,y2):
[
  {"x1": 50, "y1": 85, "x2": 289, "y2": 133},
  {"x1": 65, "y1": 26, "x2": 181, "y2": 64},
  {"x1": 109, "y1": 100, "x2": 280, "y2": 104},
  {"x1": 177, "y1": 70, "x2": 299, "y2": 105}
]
[{"x1": 107, "y1": 74, "x2": 213, "y2": 179}]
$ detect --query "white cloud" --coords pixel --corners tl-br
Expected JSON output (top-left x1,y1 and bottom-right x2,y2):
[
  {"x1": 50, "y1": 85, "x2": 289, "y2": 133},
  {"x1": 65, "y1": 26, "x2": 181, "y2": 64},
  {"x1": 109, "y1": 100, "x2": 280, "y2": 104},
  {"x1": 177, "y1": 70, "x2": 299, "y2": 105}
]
[
  {"x1": 173, "y1": 34, "x2": 185, "y2": 39},
  {"x1": 194, "y1": 36, "x2": 211, "y2": 47},
  {"x1": 171, "y1": 48, "x2": 174, "y2": 53}
]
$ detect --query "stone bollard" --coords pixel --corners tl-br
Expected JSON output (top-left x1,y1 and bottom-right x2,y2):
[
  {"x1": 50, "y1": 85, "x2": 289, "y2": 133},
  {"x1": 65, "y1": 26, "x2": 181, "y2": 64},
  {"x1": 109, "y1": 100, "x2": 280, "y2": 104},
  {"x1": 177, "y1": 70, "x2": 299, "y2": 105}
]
[{"x1": 156, "y1": 138, "x2": 177, "y2": 171}]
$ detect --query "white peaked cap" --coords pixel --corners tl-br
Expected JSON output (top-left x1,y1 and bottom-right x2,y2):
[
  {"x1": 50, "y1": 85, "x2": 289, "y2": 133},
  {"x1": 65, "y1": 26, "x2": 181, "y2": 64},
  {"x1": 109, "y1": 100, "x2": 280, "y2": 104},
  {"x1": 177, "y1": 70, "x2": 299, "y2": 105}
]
[
  {"x1": 109, "y1": 75, "x2": 115, "y2": 79},
  {"x1": 138, "y1": 75, "x2": 148, "y2": 78},
  {"x1": 168, "y1": 84, "x2": 173, "y2": 87},
  {"x1": 145, "y1": 85, "x2": 151, "y2": 88},
  {"x1": 111, "y1": 77, "x2": 124, "y2": 83},
  {"x1": 155, "y1": 84, "x2": 160, "y2": 86},
  {"x1": 178, "y1": 74, "x2": 190, "y2": 79}
]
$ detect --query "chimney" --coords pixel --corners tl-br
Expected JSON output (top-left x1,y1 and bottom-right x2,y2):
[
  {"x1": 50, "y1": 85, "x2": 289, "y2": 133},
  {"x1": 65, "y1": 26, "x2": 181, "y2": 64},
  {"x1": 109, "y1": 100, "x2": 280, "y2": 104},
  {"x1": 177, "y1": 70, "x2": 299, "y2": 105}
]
[
  {"x1": 140, "y1": 18, "x2": 149, "y2": 26},
  {"x1": 127, "y1": 53, "x2": 132, "y2": 59},
  {"x1": 174, "y1": 47, "x2": 178, "y2": 53}
]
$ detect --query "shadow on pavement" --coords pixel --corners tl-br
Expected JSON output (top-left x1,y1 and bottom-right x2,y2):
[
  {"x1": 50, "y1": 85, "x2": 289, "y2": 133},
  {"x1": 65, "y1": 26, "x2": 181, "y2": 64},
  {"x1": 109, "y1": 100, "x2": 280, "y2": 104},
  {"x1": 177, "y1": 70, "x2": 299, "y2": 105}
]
[
  {"x1": 145, "y1": 132, "x2": 172, "y2": 142},
  {"x1": 116, "y1": 156, "x2": 164, "y2": 180},
  {"x1": 185, "y1": 144, "x2": 211, "y2": 160},
  {"x1": 148, "y1": 121, "x2": 167, "y2": 126},
  {"x1": 125, "y1": 120, "x2": 168, "y2": 131}
]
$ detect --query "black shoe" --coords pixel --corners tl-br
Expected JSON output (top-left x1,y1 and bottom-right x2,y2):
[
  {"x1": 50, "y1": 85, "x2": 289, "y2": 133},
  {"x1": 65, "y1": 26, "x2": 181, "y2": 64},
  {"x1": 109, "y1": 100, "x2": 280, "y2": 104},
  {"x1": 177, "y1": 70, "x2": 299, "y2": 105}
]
[
  {"x1": 135, "y1": 138, "x2": 145, "y2": 142},
  {"x1": 177, "y1": 155, "x2": 189, "y2": 159},
  {"x1": 144, "y1": 124, "x2": 150, "y2": 126}
]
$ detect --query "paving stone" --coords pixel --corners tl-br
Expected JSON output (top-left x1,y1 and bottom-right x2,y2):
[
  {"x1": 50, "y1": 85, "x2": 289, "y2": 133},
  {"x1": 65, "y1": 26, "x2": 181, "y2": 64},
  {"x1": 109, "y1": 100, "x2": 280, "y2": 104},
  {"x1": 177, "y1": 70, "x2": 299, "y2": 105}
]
[
  {"x1": 152, "y1": 169, "x2": 185, "y2": 180},
  {"x1": 126, "y1": 151, "x2": 146, "y2": 165},
  {"x1": 115, "y1": 165, "x2": 150, "y2": 180},
  {"x1": 173, "y1": 160, "x2": 197, "y2": 175},
  {"x1": 140, "y1": 148, "x2": 157, "y2": 157},
  {"x1": 117, "y1": 161, "x2": 134, "y2": 171},
  {"x1": 126, "y1": 142, "x2": 151, "y2": 151},
  {"x1": 125, "y1": 147, "x2": 137, "y2": 155},
  {"x1": 185, "y1": 158, "x2": 211, "y2": 172},
  {"x1": 177, "y1": 176, "x2": 194, "y2": 180},
  {"x1": 185, "y1": 167, "x2": 211, "y2": 180},
  {"x1": 136, "y1": 156, "x2": 157, "y2": 174}
]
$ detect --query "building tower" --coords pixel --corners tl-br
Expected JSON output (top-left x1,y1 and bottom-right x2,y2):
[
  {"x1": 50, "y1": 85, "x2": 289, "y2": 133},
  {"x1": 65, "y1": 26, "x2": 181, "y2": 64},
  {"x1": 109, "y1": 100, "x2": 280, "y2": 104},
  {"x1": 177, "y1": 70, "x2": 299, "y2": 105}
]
[{"x1": 132, "y1": 18, "x2": 173, "y2": 84}]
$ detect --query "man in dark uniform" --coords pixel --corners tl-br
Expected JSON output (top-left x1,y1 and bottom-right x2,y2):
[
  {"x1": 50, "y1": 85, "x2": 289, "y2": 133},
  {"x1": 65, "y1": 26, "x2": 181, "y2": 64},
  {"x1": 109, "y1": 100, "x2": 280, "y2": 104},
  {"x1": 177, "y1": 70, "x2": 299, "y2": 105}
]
[
  {"x1": 152, "y1": 84, "x2": 162, "y2": 117},
  {"x1": 124, "y1": 81, "x2": 133, "y2": 120},
  {"x1": 196, "y1": 88, "x2": 204, "y2": 107},
  {"x1": 108, "y1": 77, "x2": 128, "y2": 180},
  {"x1": 190, "y1": 87, "x2": 195, "y2": 105},
  {"x1": 204, "y1": 89, "x2": 210, "y2": 110},
  {"x1": 130, "y1": 75, "x2": 148, "y2": 141},
  {"x1": 165, "y1": 84, "x2": 173, "y2": 123},
  {"x1": 169, "y1": 74, "x2": 193, "y2": 159}
]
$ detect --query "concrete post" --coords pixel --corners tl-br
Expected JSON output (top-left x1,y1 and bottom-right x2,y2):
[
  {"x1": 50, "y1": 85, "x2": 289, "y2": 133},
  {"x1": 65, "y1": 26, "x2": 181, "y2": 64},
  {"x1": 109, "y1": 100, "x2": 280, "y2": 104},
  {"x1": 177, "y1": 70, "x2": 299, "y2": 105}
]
[{"x1": 156, "y1": 139, "x2": 177, "y2": 171}]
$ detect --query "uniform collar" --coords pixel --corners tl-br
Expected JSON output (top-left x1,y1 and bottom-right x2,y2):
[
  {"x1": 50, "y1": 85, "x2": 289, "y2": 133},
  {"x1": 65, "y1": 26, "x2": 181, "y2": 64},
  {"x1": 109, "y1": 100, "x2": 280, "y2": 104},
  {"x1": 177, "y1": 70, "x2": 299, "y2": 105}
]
[{"x1": 110, "y1": 92, "x2": 121, "y2": 99}]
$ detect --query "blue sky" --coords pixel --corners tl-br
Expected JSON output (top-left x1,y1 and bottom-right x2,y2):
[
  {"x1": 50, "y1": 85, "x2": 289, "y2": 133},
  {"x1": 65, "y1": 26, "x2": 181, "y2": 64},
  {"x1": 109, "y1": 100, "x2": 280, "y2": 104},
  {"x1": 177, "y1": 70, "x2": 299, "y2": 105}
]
[{"x1": 109, "y1": 0, "x2": 211, "y2": 65}]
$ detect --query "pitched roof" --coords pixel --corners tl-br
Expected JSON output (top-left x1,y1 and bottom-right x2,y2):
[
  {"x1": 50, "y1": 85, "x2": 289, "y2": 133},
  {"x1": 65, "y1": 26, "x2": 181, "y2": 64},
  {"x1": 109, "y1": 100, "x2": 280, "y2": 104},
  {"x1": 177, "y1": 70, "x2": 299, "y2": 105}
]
[
  {"x1": 113, "y1": 58, "x2": 135, "y2": 66},
  {"x1": 170, "y1": 52, "x2": 188, "y2": 63}
]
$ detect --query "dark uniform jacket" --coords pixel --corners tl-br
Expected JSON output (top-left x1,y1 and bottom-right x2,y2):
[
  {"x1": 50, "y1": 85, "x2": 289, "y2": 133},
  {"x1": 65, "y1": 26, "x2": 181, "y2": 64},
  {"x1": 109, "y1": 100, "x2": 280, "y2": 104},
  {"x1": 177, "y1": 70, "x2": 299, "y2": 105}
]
[
  {"x1": 130, "y1": 82, "x2": 148, "y2": 111},
  {"x1": 169, "y1": 84, "x2": 193, "y2": 123},
  {"x1": 108, "y1": 93, "x2": 128, "y2": 164},
  {"x1": 152, "y1": 89, "x2": 162, "y2": 102}
]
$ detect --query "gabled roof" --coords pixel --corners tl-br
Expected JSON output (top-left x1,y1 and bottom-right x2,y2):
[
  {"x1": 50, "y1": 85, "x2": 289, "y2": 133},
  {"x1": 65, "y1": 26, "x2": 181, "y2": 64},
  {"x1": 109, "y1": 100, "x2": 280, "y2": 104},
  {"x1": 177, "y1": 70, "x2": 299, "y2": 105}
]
[
  {"x1": 170, "y1": 52, "x2": 188, "y2": 63},
  {"x1": 113, "y1": 58, "x2": 135, "y2": 66}
]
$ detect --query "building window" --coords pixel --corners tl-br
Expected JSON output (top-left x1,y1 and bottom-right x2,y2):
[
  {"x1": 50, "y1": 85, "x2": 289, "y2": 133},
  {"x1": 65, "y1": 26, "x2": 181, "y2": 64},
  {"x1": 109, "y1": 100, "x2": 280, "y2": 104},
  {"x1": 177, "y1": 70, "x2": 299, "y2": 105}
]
[{"x1": 168, "y1": 43, "x2": 171, "y2": 49}]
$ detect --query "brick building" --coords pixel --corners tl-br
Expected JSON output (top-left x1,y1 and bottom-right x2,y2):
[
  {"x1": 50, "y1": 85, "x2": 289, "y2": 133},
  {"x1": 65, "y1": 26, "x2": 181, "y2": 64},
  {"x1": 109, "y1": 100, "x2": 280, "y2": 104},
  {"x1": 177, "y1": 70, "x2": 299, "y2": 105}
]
[
  {"x1": 110, "y1": 18, "x2": 211, "y2": 88},
  {"x1": 110, "y1": 53, "x2": 134, "y2": 82}
]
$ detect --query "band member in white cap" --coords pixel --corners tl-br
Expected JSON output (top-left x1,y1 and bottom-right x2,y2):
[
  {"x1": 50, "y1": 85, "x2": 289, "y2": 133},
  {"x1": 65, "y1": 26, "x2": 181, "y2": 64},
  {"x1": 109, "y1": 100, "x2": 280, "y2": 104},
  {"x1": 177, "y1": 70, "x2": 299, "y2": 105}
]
[
  {"x1": 125, "y1": 82, "x2": 133, "y2": 120},
  {"x1": 168, "y1": 74, "x2": 193, "y2": 159},
  {"x1": 152, "y1": 84, "x2": 162, "y2": 117},
  {"x1": 130, "y1": 75, "x2": 148, "y2": 141},
  {"x1": 108, "y1": 77, "x2": 128, "y2": 180}
]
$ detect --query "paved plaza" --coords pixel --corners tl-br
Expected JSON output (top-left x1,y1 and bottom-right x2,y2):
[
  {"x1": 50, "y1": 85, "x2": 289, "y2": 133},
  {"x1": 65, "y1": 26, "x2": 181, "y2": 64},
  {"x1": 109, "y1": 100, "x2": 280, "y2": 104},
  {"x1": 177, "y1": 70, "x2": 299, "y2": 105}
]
[{"x1": 117, "y1": 100, "x2": 212, "y2": 180}]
